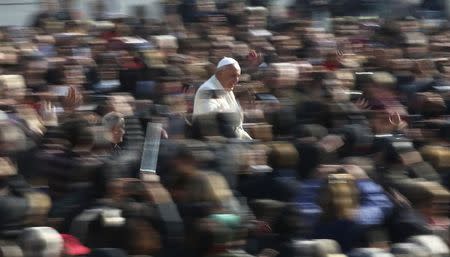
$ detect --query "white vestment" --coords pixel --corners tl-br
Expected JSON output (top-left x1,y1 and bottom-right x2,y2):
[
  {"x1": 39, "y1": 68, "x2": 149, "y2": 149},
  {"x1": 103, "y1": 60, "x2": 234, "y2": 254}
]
[{"x1": 193, "y1": 75, "x2": 252, "y2": 140}]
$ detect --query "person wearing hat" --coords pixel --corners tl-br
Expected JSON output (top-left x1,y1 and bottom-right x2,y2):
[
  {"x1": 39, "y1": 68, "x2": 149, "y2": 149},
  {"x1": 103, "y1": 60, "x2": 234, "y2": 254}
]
[{"x1": 193, "y1": 57, "x2": 252, "y2": 140}]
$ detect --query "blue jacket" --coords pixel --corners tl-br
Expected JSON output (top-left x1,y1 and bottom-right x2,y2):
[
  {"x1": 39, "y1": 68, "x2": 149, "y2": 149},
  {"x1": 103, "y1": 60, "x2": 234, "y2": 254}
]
[{"x1": 295, "y1": 178, "x2": 393, "y2": 227}]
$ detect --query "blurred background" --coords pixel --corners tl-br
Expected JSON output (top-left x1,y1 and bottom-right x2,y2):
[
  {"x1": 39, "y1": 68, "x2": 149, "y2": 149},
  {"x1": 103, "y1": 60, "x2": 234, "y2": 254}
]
[
  {"x1": 0, "y1": 1, "x2": 448, "y2": 257},
  {"x1": 2, "y1": 0, "x2": 450, "y2": 26},
  {"x1": 0, "y1": 0, "x2": 163, "y2": 26}
]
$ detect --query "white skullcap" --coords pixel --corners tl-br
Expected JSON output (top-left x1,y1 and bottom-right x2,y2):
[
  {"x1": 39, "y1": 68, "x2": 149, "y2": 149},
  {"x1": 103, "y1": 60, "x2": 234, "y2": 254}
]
[{"x1": 217, "y1": 57, "x2": 241, "y2": 72}]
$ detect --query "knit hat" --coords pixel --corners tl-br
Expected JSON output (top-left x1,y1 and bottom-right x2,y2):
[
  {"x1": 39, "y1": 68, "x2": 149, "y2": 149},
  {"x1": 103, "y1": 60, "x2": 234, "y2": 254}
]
[{"x1": 19, "y1": 227, "x2": 63, "y2": 257}]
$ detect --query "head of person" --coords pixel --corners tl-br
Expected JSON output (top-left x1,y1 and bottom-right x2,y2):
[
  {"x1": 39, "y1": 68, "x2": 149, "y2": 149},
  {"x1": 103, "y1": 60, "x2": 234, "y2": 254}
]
[
  {"x1": 61, "y1": 118, "x2": 94, "y2": 152},
  {"x1": 172, "y1": 146, "x2": 197, "y2": 176},
  {"x1": 102, "y1": 111, "x2": 125, "y2": 144},
  {"x1": 215, "y1": 57, "x2": 241, "y2": 92},
  {"x1": 319, "y1": 173, "x2": 359, "y2": 222}
]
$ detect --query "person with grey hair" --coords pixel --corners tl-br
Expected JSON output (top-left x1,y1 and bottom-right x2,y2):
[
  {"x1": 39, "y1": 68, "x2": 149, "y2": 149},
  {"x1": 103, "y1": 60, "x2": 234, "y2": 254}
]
[
  {"x1": 193, "y1": 57, "x2": 252, "y2": 140},
  {"x1": 102, "y1": 111, "x2": 125, "y2": 153}
]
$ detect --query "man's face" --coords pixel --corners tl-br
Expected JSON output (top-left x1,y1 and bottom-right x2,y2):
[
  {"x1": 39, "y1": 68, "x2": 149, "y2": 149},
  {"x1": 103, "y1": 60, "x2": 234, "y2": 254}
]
[
  {"x1": 111, "y1": 124, "x2": 125, "y2": 144},
  {"x1": 220, "y1": 66, "x2": 240, "y2": 91}
]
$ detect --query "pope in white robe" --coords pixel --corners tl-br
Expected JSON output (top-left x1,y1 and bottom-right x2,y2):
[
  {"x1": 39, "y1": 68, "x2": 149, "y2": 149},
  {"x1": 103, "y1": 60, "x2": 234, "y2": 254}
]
[{"x1": 193, "y1": 57, "x2": 252, "y2": 140}]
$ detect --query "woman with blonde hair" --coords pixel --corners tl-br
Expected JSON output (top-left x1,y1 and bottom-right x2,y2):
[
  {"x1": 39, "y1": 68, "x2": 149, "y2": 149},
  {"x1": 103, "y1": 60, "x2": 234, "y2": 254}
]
[{"x1": 313, "y1": 173, "x2": 367, "y2": 253}]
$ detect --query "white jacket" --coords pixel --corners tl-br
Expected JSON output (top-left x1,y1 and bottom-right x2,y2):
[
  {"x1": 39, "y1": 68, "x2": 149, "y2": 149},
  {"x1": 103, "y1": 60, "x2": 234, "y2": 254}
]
[{"x1": 193, "y1": 75, "x2": 252, "y2": 140}]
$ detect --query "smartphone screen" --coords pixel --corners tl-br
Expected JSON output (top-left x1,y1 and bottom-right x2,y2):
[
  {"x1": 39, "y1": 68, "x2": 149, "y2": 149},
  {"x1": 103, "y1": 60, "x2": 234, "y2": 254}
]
[
  {"x1": 51, "y1": 85, "x2": 70, "y2": 96},
  {"x1": 72, "y1": 47, "x2": 92, "y2": 58}
]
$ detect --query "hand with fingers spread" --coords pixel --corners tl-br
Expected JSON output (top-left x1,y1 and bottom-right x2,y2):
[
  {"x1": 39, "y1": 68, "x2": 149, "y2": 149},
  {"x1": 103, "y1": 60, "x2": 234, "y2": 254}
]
[
  {"x1": 63, "y1": 86, "x2": 83, "y2": 112},
  {"x1": 355, "y1": 97, "x2": 370, "y2": 110},
  {"x1": 40, "y1": 100, "x2": 58, "y2": 127},
  {"x1": 389, "y1": 112, "x2": 408, "y2": 132},
  {"x1": 247, "y1": 49, "x2": 263, "y2": 67}
]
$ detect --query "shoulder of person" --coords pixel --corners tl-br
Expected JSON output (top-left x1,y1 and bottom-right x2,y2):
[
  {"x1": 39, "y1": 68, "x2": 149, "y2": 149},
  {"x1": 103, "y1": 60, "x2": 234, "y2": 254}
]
[
  {"x1": 197, "y1": 77, "x2": 218, "y2": 90},
  {"x1": 198, "y1": 89, "x2": 228, "y2": 99}
]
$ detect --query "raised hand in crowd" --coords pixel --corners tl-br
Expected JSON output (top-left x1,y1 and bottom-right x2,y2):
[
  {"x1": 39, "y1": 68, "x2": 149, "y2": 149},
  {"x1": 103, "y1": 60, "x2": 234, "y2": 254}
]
[
  {"x1": 247, "y1": 50, "x2": 263, "y2": 67},
  {"x1": 63, "y1": 86, "x2": 83, "y2": 112},
  {"x1": 39, "y1": 99, "x2": 58, "y2": 127}
]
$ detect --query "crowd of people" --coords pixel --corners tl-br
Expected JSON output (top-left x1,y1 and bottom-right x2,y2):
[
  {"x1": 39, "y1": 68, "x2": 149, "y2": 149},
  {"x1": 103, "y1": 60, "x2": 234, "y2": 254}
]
[{"x1": 0, "y1": 0, "x2": 449, "y2": 257}]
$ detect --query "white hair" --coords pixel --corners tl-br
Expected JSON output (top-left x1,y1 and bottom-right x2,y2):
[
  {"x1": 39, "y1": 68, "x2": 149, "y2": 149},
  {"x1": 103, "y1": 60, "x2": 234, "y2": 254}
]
[{"x1": 102, "y1": 111, "x2": 125, "y2": 130}]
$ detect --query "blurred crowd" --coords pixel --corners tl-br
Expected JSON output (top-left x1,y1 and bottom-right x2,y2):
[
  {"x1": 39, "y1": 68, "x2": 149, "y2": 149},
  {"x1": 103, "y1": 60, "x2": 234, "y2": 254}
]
[{"x1": 0, "y1": 0, "x2": 449, "y2": 257}]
